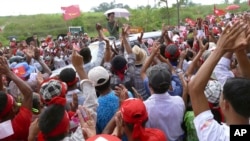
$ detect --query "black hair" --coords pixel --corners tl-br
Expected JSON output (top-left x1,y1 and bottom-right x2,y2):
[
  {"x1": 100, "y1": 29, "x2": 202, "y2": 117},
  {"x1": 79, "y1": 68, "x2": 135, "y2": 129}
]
[
  {"x1": 107, "y1": 12, "x2": 115, "y2": 17},
  {"x1": 0, "y1": 91, "x2": 7, "y2": 114},
  {"x1": 223, "y1": 78, "x2": 250, "y2": 118},
  {"x1": 95, "y1": 78, "x2": 111, "y2": 92},
  {"x1": 185, "y1": 50, "x2": 194, "y2": 61},
  {"x1": 79, "y1": 47, "x2": 92, "y2": 64},
  {"x1": 59, "y1": 68, "x2": 76, "y2": 87},
  {"x1": 149, "y1": 82, "x2": 169, "y2": 94},
  {"x1": 187, "y1": 39, "x2": 194, "y2": 48},
  {"x1": 160, "y1": 44, "x2": 167, "y2": 58},
  {"x1": 39, "y1": 104, "x2": 67, "y2": 141}
]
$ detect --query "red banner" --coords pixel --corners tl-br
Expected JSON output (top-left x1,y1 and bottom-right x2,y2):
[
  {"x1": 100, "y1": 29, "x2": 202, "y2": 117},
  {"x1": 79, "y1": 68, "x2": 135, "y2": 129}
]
[{"x1": 61, "y1": 5, "x2": 81, "y2": 21}]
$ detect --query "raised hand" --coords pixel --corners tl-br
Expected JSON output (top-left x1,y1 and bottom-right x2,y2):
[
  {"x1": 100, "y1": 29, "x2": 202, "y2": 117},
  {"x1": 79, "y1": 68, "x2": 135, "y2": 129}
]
[
  {"x1": 198, "y1": 37, "x2": 209, "y2": 52},
  {"x1": 77, "y1": 106, "x2": 96, "y2": 139},
  {"x1": 71, "y1": 50, "x2": 83, "y2": 68},
  {"x1": 96, "y1": 23, "x2": 102, "y2": 31},
  {"x1": 0, "y1": 57, "x2": 11, "y2": 75},
  {"x1": 114, "y1": 84, "x2": 129, "y2": 102},
  {"x1": 217, "y1": 21, "x2": 250, "y2": 52},
  {"x1": 137, "y1": 31, "x2": 144, "y2": 44}
]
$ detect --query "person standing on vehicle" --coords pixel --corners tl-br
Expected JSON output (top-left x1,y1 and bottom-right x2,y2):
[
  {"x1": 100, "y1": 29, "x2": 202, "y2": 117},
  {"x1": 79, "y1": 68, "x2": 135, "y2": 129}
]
[{"x1": 107, "y1": 12, "x2": 119, "y2": 40}]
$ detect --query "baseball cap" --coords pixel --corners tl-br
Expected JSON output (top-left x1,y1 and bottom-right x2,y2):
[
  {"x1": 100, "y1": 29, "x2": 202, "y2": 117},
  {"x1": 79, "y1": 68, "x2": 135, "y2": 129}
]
[
  {"x1": 132, "y1": 45, "x2": 147, "y2": 65},
  {"x1": 146, "y1": 64, "x2": 171, "y2": 91},
  {"x1": 86, "y1": 134, "x2": 121, "y2": 141},
  {"x1": 12, "y1": 62, "x2": 34, "y2": 79},
  {"x1": 120, "y1": 98, "x2": 148, "y2": 140},
  {"x1": 120, "y1": 98, "x2": 148, "y2": 124},
  {"x1": 88, "y1": 66, "x2": 110, "y2": 87},
  {"x1": 143, "y1": 128, "x2": 167, "y2": 141},
  {"x1": 204, "y1": 80, "x2": 222, "y2": 104}
]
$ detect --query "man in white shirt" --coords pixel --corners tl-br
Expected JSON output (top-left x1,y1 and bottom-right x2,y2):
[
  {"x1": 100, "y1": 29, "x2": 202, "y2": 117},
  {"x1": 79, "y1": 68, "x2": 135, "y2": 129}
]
[
  {"x1": 188, "y1": 22, "x2": 250, "y2": 141},
  {"x1": 143, "y1": 64, "x2": 185, "y2": 141}
]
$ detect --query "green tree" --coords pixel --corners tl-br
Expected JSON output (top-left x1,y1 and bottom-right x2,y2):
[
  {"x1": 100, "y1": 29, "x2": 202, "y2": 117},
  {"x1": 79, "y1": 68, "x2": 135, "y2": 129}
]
[
  {"x1": 224, "y1": 0, "x2": 229, "y2": 4},
  {"x1": 233, "y1": 0, "x2": 240, "y2": 4},
  {"x1": 91, "y1": 2, "x2": 130, "y2": 12},
  {"x1": 159, "y1": 0, "x2": 170, "y2": 25}
]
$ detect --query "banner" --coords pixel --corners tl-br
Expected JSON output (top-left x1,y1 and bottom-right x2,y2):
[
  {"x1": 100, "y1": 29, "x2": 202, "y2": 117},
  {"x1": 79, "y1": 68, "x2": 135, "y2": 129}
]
[
  {"x1": 129, "y1": 27, "x2": 143, "y2": 34},
  {"x1": 61, "y1": 5, "x2": 81, "y2": 21}
]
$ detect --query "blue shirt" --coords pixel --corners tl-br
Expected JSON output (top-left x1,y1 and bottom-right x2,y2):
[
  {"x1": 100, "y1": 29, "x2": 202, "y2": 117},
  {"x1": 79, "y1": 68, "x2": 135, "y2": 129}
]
[
  {"x1": 96, "y1": 91, "x2": 119, "y2": 134},
  {"x1": 96, "y1": 90, "x2": 134, "y2": 134}
]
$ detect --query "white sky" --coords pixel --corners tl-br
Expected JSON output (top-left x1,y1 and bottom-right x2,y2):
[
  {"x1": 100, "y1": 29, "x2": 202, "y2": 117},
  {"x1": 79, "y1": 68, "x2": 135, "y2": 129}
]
[{"x1": 0, "y1": 0, "x2": 233, "y2": 16}]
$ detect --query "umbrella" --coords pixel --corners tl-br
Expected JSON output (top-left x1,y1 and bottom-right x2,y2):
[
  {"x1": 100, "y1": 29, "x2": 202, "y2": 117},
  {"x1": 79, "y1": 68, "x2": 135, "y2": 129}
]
[
  {"x1": 104, "y1": 8, "x2": 130, "y2": 18},
  {"x1": 226, "y1": 4, "x2": 240, "y2": 10}
]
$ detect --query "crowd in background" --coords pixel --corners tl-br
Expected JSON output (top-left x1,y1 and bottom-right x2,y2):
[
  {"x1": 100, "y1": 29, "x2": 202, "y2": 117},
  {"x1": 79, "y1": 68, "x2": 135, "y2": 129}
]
[{"x1": 0, "y1": 10, "x2": 250, "y2": 141}]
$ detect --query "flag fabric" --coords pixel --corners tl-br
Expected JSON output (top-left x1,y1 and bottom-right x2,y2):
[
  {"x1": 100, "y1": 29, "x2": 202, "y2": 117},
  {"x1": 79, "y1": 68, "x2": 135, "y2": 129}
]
[
  {"x1": 61, "y1": 5, "x2": 81, "y2": 21},
  {"x1": 13, "y1": 66, "x2": 26, "y2": 77},
  {"x1": 214, "y1": 5, "x2": 226, "y2": 16}
]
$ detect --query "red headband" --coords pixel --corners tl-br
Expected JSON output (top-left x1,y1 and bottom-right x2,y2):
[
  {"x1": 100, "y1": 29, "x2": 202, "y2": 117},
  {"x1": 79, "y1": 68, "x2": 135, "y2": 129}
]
[
  {"x1": 208, "y1": 102, "x2": 224, "y2": 122},
  {"x1": 45, "y1": 111, "x2": 69, "y2": 137},
  {"x1": 66, "y1": 77, "x2": 79, "y2": 87},
  {"x1": 112, "y1": 65, "x2": 128, "y2": 81},
  {"x1": 165, "y1": 49, "x2": 180, "y2": 61},
  {"x1": 38, "y1": 97, "x2": 69, "y2": 140},
  {"x1": 0, "y1": 94, "x2": 14, "y2": 120}
]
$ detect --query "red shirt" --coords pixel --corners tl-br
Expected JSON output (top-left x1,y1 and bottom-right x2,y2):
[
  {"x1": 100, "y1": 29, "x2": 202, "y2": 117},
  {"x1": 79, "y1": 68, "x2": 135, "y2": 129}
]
[{"x1": 2, "y1": 107, "x2": 32, "y2": 141}]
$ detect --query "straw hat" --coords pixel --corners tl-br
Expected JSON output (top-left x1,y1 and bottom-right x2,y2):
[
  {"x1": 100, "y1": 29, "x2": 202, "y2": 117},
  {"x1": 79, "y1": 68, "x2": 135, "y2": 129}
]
[{"x1": 132, "y1": 45, "x2": 147, "y2": 65}]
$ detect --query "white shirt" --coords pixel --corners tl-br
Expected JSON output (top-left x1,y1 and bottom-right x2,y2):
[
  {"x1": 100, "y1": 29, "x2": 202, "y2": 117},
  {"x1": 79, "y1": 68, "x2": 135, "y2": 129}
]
[
  {"x1": 144, "y1": 92, "x2": 185, "y2": 141},
  {"x1": 213, "y1": 57, "x2": 234, "y2": 86},
  {"x1": 194, "y1": 110, "x2": 229, "y2": 141},
  {"x1": 54, "y1": 56, "x2": 66, "y2": 69}
]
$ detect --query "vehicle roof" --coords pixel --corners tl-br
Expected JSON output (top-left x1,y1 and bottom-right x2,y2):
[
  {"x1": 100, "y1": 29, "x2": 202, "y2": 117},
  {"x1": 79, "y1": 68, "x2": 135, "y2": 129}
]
[{"x1": 51, "y1": 31, "x2": 162, "y2": 77}]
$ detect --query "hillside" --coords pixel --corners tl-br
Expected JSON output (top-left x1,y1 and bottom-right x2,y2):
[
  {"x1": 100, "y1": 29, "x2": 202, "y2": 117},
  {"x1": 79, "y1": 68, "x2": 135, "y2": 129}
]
[{"x1": 0, "y1": 2, "x2": 249, "y2": 45}]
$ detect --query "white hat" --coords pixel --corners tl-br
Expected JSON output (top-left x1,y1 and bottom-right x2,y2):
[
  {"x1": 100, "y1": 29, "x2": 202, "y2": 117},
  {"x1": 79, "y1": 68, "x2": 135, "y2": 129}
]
[{"x1": 88, "y1": 66, "x2": 110, "y2": 86}]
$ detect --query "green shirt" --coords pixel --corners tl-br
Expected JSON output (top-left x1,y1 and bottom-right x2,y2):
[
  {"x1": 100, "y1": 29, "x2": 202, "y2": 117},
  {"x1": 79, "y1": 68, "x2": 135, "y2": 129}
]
[{"x1": 107, "y1": 21, "x2": 119, "y2": 39}]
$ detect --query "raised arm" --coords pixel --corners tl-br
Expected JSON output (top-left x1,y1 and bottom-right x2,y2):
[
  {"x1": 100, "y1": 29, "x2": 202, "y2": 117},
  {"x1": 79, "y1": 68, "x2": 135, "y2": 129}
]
[
  {"x1": 71, "y1": 50, "x2": 87, "y2": 80},
  {"x1": 0, "y1": 57, "x2": 33, "y2": 110},
  {"x1": 121, "y1": 25, "x2": 132, "y2": 54},
  {"x1": 188, "y1": 22, "x2": 250, "y2": 116},
  {"x1": 141, "y1": 42, "x2": 160, "y2": 79},
  {"x1": 185, "y1": 38, "x2": 208, "y2": 77},
  {"x1": 235, "y1": 49, "x2": 250, "y2": 78}
]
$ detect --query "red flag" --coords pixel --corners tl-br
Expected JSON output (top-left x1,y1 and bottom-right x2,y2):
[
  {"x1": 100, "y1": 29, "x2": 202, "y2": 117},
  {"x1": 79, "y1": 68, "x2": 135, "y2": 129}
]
[
  {"x1": 61, "y1": 5, "x2": 81, "y2": 21},
  {"x1": 214, "y1": 5, "x2": 226, "y2": 16}
]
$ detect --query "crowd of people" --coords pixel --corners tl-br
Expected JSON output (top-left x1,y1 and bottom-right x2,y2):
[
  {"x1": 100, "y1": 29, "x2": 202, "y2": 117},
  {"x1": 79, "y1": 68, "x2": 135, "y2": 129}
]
[{"x1": 0, "y1": 10, "x2": 250, "y2": 141}]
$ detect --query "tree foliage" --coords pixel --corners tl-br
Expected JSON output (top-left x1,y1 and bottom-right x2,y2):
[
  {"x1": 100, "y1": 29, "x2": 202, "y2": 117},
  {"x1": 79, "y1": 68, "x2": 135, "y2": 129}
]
[{"x1": 91, "y1": 2, "x2": 130, "y2": 12}]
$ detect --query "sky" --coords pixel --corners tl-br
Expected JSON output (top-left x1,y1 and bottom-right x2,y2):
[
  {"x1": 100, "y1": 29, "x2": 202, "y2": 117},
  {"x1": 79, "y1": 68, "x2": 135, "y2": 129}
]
[{"x1": 0, "y1": 0, "x2": 234, "y2": 16}]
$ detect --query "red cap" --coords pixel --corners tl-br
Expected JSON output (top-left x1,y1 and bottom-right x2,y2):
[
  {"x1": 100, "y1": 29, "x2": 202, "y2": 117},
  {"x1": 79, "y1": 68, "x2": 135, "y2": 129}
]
[
  {"x1": 142, "y1": 128, "x2": 167, "y2": 141},
  {"x1": 120, "y1": 98, "x2": 148, "y2": 140},
  {"x1": 86, "y1": 134, "x2": 121, "y2": 141}
]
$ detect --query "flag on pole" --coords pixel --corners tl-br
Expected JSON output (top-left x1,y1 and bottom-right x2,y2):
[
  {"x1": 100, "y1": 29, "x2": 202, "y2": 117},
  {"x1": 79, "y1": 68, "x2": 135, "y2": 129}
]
[
  {"x1": 214, "y1": 5, "x2": 226, "y2": 16},
  {"x1": 61, "y1": 5, "x2": 81, "y2": 21}
]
